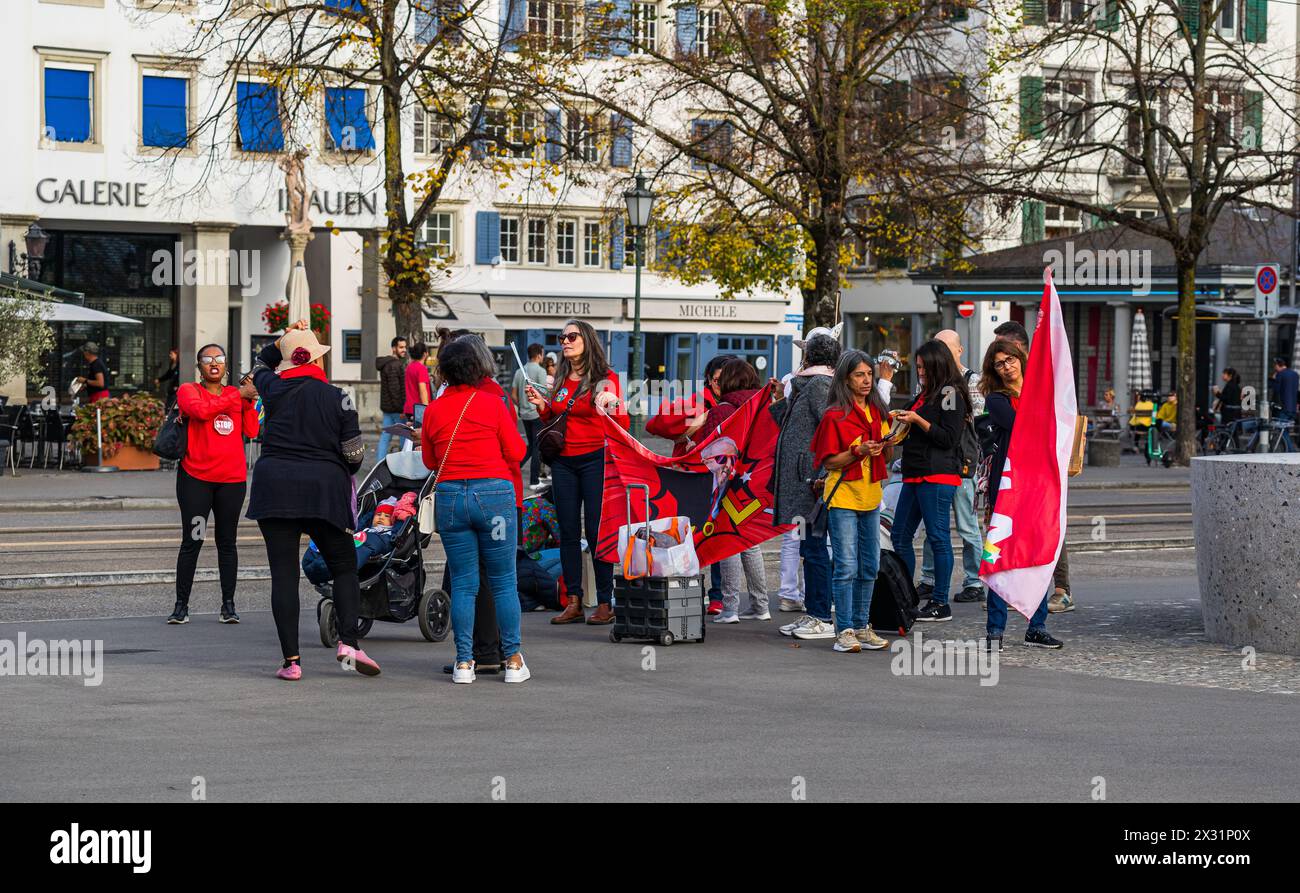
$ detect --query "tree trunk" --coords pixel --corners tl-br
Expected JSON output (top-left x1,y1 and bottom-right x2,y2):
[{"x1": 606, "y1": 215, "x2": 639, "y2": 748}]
[
  {"x1": 801, "y1": 230, "x2": 841, "y2": 331},
  {"x1": 1174, "y1": 257, "x2": 1198, "y2": 465}
]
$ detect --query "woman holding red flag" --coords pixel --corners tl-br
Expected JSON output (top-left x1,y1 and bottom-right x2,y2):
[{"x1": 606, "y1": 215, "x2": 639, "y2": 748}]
[
  {"x1": 810, "y1": 350, "x2": 892, "y2": 653},
  {"x1": 978, "y1": 339, "x2": 1063, "y2": 651}
]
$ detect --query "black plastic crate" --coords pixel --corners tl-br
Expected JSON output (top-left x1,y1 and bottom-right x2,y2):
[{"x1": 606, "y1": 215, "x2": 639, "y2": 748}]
[{"x1": 610, "y1": 574, "x2": 706, "y2": 646}]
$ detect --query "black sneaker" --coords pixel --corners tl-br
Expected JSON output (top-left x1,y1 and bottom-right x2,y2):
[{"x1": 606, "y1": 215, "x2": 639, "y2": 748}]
[
  {"x1": 166, "y1": 602, "x2": 189, "y2": 624},
  {"x1": 1024, "y1": 628, "x2": 1063, "y2": 649},
  {"x1": 914, "y1": 601, "x2": 953, "y2": 623},
  {"x1": 916, "y1": 582, "x2": 935, "y2": 600},
  {"x1": 219, "y1": 601, "x2": 240, "y2": 624},
  {"x1": 984, "y1": 635, "x2": 1003, "y2": 653},
  {"x1": 954, "y1": 586, "x2": 984, "y2": 603}
]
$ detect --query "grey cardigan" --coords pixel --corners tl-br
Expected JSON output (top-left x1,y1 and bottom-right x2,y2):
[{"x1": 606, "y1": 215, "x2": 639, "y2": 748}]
[{"x1": 770, "y1": 373, "x2": 832, "y2": 527}]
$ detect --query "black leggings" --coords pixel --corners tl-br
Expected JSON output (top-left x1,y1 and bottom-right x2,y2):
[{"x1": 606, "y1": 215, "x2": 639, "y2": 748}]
[
  {"x1": 175, "y1": 467, "x2": 246, "y2": 604},
  {"x1": 258, "y1": 518, "x2": 361, "y2": 659}
]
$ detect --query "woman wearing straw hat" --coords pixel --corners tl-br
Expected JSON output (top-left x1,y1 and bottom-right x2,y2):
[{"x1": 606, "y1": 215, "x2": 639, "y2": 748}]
[{"x1": 247, "y1": 319, "x2": 376, "y2": 681}]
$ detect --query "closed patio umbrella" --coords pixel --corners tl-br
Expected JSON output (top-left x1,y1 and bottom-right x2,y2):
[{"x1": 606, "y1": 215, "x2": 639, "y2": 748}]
[
  {"x1": 286, "y1": 260, "x2": 310, "y2": 329},
  {"x1": 1128, "y1": 309, "x2": 1152, "y2": 397}
]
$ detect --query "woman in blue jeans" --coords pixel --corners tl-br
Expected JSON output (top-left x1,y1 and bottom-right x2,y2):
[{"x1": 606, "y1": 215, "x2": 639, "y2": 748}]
[
  {"x1": 422, "y1": 339, "x2": 530, "y2": 683},
  {"x1": 889, "y1": 340, "x2": 971, "y2": 623},
  {"x1": 810, "y1": 350, "x2": 893, "y2": 653},
  {"x1": 978, "y1": 339, "x2": 1063, "y2": 650}
]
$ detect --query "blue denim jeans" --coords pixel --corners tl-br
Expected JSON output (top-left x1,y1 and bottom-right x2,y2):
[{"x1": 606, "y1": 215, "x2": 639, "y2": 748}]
[
  {"x1": 376, "y1": 411, "x2": 403, "y2": 460},
  {"x1": 436, "y1": 478, "x2": 521, "y2": 664},
  {"x1": 890, "y1": 482, "x2": 956, "y2": 604},
  {"x1": 987, "y1": 587, "x2": 1049, "y2": 636},
  {"x1": 828, "y1": 507, "x2": 880, "y2": 633},
  {"x1": 800, "y1": 530, "x2": 833, "y2": 622},
  {"x1": 921, "y1": 477, "x2": 982, "y2": 591}
]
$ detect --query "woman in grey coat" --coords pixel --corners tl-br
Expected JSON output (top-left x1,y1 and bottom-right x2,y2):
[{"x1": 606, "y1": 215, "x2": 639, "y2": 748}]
[{"x1": 770, "y1": 334, "x2": 841, "y2": 639}]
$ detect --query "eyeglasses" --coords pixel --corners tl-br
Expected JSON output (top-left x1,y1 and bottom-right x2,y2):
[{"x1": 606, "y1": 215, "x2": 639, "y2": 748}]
[
  {"x1": 559, "y1": 332, "x2": 582, "y2": 344},
  {"x1": 199, "y1": 355, "x2": 227, "y2": 366},
  {"x1": 993, "y1": 358, "x2": 1018, "y2": 371}
]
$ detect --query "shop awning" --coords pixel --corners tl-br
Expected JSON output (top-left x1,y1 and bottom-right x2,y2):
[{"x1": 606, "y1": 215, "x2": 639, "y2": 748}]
[
  {"x1": 35, "y1": 301, "x2": 142, "y2": 325},
  {"x1": 422, "y1": 292, "x2": 504, "y2": 332}
]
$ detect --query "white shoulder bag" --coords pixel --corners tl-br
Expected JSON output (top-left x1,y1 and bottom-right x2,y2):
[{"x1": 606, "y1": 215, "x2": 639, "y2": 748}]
[{"x1": 418, "y1": 392, "x2": 476, "y2": 535}]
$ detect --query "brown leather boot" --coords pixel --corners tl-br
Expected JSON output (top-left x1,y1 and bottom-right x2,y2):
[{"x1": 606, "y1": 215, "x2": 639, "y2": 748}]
[
  {"x1": 586, "y1": 603, "x2": 615, "y2": 625},
  {"x1": 551, "y1": 600, "x2": 585, "y2": 624}
]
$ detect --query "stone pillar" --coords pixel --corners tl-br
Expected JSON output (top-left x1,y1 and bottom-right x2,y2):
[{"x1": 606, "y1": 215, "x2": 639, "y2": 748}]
[
  {"x1": 359, "y1": 228, "x2": 379, "y2": 380},
  {"x1": 1110, "y1": 302, "x2": 1132, "y2": 418},
  {"x1": 180, "y1": 223, "x2": 237, "y2": 384},
  {"x1": 1212, "y1": 321, "x2": 1231, "y2": 381}
]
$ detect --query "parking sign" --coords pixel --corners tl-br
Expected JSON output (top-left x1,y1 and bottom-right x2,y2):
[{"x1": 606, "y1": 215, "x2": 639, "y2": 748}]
[{"x1": 1255, "y1": 264, "x2": 1280, "y2": 319}]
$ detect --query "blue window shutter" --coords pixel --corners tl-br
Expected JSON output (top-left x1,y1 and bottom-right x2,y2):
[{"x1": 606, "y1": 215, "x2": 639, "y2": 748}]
[
  {"x1": 501, "y1": 0, "x2": 525, "y2": 52},
  {"x1": 611, "y1": 0, "x2": 632, "y2": 56},
  {"x1": 325, "y1": 87, "x2": 374, "y2": 151},
  {"x1": 654, "y1": 226, "x2": 670, "y2": 267},
  {"x1": 586, "y1": 0, "x2": 610, "y2": 58},
  {"x1": 142, "y1": 75, "x2": 188, "y2": 148},
  {"x1": 476, "y1": 211, "x2": 501, "y2": 264},
  {"x1": 44, "y1": 68, "x2": 92, "y2": 143},
  {"x1": 237, "y1": 82, "x2": 284, "y2": 152},
  {"x1": 415, "y1": 6, "x2": 439, "y2": 43},
  {"x1": 469, "y1": 104, "x2": 486, "y2": 159},
  {"x1": 676, "y1": 5, "x2": 698, "y2": 56},
  {"x1": 325, "y1": 0, "x2": 364, "y2": 11},
  {"x1": 610, "y1": 114, "x2": 632, "y2": 167},
  {"x1": 545, "y1": 108, "x2": 563, "y2": 162},
  {"x1": 610, "y1": 218, "x2": 626, "y2": 270}
]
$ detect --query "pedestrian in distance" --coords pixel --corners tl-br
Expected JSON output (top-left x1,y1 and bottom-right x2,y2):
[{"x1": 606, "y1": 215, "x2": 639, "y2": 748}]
[
  {"x1": 74, "y1": 342, "x2": 111, "y2": 403},
  {"x1": 375, "y1": 336, "x2": 408, "y2": 460},
  {"x1": 978, "y1": 338, "x2": 1063, "y2": 650},
  {"x1": 888, "y1": 339, "x2": 971, "y2": 623},
  {"x1": 404, "y1": 341, "x2": 433, "y2": 426},
  {"x1": 809, "y1": 349, "x2": 893, "y2": 653},
  {"x1": 525, "y1": 319, "x2": 629, "y2": 625},
  {"x1": 423, "y1": 338, "x2": 530, "y2": 684},
  {"x1": 168, "y1": 343, "x2": 259, "y2": 625},
  {"x1": 771, "y1": 333, "x2": 841, "y2": 638},
  {"x1": 247, "y1": 320, "x2": 377, "y2": 681},
  {"x1": 514, "y1": 342, "x2": 549, "y2": 487},
  {"x1": 1272, "y1": 357, "x2": 1299, "y2": 423}
]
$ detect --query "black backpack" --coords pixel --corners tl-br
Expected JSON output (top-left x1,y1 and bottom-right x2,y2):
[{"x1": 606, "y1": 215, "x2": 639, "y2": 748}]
[{"x1": 871, "y1": 550, "x2": 920, "y2": 636}]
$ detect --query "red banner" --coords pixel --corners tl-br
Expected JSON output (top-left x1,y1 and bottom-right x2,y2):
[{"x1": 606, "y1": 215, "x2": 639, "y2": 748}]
[{"x1": 595, "y1": 384, "x2": 792, "y2": 567}]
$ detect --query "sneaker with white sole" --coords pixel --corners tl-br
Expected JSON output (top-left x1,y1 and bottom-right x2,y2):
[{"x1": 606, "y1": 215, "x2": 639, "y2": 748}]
[
  {"x1": 791, "y1": 617, "x2": 837, "y2": 640},
  {"x1": 779, "y1": 614, "x2": 814, "y2": 636},
  {"x1": 778, "y1": 598, "x2": 805, "y2": 613},
  {"x1": 712, "y1": 612, "x2": 739, "y2": 624},
  {"x1": 503, "y1": 654, "x2": 530, "y2": 683},
  {"x1": 854, "y1": 625, "x2": 889, "y2": 650},
  {"x1": 452, "y1": 660, "x2": 476, "y2": 683},
  {"x1": 738, "y1": 608, "x2": 771, "y2": 621},
  {"x1": 832, "y1": 628, "x2": 861, "y2": 653}
]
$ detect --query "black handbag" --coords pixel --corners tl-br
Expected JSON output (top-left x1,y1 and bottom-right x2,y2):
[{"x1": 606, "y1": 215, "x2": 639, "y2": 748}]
[
  {"x1": 153, "y1": 404, "x2": 187, "y2": 461},
  {"x1": 537, "y1": 383, "x2": 585, "y2": 464},
  {"x1": 808, "y1": 473, "x2": 847, "y2": 539}
]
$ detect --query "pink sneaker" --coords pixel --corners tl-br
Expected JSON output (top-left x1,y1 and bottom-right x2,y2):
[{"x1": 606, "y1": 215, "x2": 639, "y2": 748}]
[
  {"x1": 276, "y1": 662, "x2": 302, "y2": 681},
  {"x1": 336, "y1": 643, "x2": 381, "y2": 677}
]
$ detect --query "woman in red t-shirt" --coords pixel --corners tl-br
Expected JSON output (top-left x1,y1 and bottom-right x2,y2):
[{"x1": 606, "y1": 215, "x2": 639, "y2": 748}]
[
  {"x1": 887, "y1": 339, "x2": 970, "y2": 623},
  {"x1": 524, "y1": 319, "x2": 629, "y2": 625},
  {"x1": 168, "y1": 343, "x2": 259, "y2": 626}
]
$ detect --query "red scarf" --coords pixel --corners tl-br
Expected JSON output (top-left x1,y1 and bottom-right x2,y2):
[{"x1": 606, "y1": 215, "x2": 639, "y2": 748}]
[
  {"x1": 812, "y1": 402, "x2": 887, "y2": 483},
  {"x1": 280, "y1": 363, "x2": 329, "y2": 382}
]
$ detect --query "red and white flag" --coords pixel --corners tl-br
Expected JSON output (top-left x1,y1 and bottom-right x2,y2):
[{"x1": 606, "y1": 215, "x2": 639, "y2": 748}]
[{"x1": 979, "y1": 270, "x2": 1077, "y2": 617}]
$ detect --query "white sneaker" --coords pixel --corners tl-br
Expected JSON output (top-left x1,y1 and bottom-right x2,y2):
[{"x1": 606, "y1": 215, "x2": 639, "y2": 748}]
[
  {"x1": 779, "y1": 614, "x2": 814, "y2": 636},
  {"x1": 778, "y1": 598, "x2": 805, "y2": 613},
  {"x1": 791, "y1": 618, "x2": 836, "y2": 640},
  {"x1": 738, "y1": 608, "x2": 771, "y2": 621},
  {"x1": 452, "y1": 660, "x2": 476, "y2": 684},
  {"x1": 504, "y1": 654, "x2": 530, "y2": 684},
  {"x1": 832, "y1": 628, "x2": 862, "y2": 653},
  {"x1": 713, "y1": 612, "x2": 739, "y2": 624}
]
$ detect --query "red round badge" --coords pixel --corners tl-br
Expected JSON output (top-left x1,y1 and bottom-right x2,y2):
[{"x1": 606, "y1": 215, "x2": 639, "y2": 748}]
[{"x1": 213, "y1": 414, "x2": 234, "y2": 436}]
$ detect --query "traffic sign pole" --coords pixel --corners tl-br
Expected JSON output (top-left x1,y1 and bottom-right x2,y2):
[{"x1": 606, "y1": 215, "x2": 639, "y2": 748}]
[{"x1": 1255, "y1": 264, "x2": 1279, "y2": 453}]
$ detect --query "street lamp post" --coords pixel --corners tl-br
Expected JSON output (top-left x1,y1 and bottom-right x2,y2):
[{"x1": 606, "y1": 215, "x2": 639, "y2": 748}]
[
  {"x1": 8, "y1": 222, "x2": 50, "y2": 278},
  {"x1": 623, "y1": 172, "x2": 655, "y2": 438}
]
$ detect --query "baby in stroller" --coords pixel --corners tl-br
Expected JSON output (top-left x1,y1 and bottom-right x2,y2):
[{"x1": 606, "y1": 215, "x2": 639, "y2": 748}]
[{"x1": 302, "y1": 494, "x2": 417, "y2": 584}]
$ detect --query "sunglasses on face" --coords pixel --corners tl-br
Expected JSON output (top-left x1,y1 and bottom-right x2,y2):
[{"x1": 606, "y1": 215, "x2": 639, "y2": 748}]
[
  {"x1": 559, "y1": 332, "x2": 582, "y2": 344},
  {"x1": 199, "y1": 356, "x2": 227, "y2": 366}
]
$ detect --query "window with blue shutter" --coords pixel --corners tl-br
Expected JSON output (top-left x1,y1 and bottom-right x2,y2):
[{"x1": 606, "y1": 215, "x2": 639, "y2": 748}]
[
  {"x1": 325, "y1": 87, "x2": 375, "y2": 151},
  {"x1": 611, "y1": 0, "x2": 632, "y2": 56},
  {"x1": 325, "y1": 0, "x2": 364, "y2": 12},
  {"x1": 44, "y1": 67, "x2": 93, "y2": 143},
  {"x1": 142, "y1": 75, "x2": 188, "y2": 148},
  {"x1": 676, "y1": 5, "x2": 698, "y2": 56},
  {"x1": 586, "y1": 0, "x2": 610, "y2": 57},
  {"x1": 610, "y1": 114, "x2": 632, "y2": 167},
  {"x1": 236, "y1": 82, "x2": 284, "y2": 152},
  {"x1": 545, "y1": 108, "x2": 563, "y2": 162},
  {"x1": 501, "y1": 0, "x2": 526, "y2": 52},
  {"x1": 415, "y1": 6, "x2": 439, "y2": 42},
  {"x1": 610, "y1": 217, "x2": 626, "y2": 269},
  {"x1": 476, "y1": 210, "x2": 502, "y2": 264}
]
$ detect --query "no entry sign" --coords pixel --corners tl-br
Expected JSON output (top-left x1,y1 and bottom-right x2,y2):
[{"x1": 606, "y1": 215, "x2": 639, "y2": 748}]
[{"x1": 957, "y1": 301, "x2": 976, "y2": 318}]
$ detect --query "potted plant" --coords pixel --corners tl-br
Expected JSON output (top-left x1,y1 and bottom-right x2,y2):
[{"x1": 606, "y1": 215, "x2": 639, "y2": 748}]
[
  {"x1": 71, "y1": 392, "x2": 166, "y2": 470},
  {"x1": 262, "y1": 301, "x2": 330, "y2": 340}
]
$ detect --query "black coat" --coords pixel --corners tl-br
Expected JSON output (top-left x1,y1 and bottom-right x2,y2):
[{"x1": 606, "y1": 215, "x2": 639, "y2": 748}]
[
  {"x1": 247, "y1": 343, "x2": 364, "y2": 532},
  {"x1": 898, "y1": 392, "x2": 965, "y2": 480},
  {"x1": 984, "y1": 391, "x2": 1016, "y2": 512},
  {"x1": 375, "y1": 355, "x2": 407, "y2": 414}
]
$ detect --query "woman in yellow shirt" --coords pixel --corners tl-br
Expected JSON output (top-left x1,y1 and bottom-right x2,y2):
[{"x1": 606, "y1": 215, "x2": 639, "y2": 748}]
[{"x1": 810, "y1": 349, "x2": 893, "y2": 653}]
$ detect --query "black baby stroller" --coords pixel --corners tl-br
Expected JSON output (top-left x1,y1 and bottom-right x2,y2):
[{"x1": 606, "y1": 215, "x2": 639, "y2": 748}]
[{"x1": 314, "y1": 449, "x2": 450, "y2": 647}]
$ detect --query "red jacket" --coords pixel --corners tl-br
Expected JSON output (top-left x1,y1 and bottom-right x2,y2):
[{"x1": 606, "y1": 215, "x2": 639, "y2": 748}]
[
  {"x1": 177, "y1": 383, "x2": 258, "y2": 483},
  {"x1": 700, "y1": 388, "x2": 760, "y2": 437},
  {"x1": 476, "y1": 376, "x2": 524, "y2": 508},
  {"x1": 646, "y1": 390, "x2": 715, "y2": 457},
  {"x1": 538, "y1": 371, "x2": 630, "y2": 457},
  {"x1": 422, "y1": 382, "x2": 526, "y2": 499}
]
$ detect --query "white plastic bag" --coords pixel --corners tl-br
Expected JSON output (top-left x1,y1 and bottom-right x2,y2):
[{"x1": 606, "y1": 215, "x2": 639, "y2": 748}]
[{"x1": 617, "y1": 516, "x2": 699, "y2": 579}]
